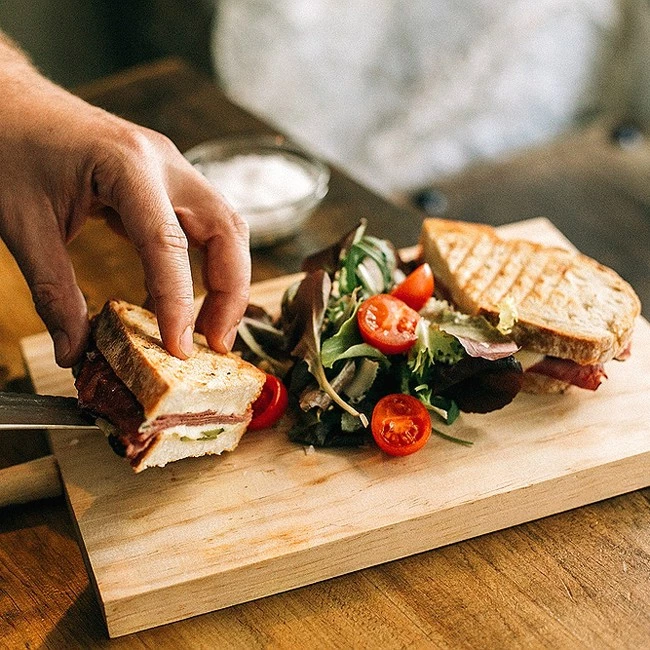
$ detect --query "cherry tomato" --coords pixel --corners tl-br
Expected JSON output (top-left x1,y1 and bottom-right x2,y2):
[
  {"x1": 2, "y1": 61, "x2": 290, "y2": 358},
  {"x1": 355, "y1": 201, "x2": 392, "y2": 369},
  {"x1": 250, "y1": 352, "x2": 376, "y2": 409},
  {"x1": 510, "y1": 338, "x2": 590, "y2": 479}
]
[
  {"x1": 248, "y1": 374, "x2": 289, "y2": 431},
  {"x1": 357, "y1": 294, "x2": 420, "y2": 355},
  {"x1": 371, "y1": 394, "x2": 432, "y2": 456},
  {"x1": 391, "y1": 263, "x2": 434, "y2": 312}
]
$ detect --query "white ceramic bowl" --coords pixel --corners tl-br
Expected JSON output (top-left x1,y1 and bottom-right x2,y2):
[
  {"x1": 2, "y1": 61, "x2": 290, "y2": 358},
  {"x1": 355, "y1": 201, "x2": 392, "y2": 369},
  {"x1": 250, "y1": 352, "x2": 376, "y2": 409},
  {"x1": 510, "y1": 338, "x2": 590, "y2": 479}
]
[{"x1": 185, "y1": 135, "x2": 330, "y2": 248}]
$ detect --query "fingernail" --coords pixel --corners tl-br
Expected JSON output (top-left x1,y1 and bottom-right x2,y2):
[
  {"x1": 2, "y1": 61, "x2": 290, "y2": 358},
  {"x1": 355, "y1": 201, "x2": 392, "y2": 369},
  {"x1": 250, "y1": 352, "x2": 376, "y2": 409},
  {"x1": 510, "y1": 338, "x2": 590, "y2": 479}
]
[
  {"x1": 52, "y1": 330, "x2": 71, "y2": 365},
  {"x1": 180, "y1": 325, "x2": 194, "y2": 358},
  {"x1": 222, "y1": 325, "x2": 238, "y2": 352}
]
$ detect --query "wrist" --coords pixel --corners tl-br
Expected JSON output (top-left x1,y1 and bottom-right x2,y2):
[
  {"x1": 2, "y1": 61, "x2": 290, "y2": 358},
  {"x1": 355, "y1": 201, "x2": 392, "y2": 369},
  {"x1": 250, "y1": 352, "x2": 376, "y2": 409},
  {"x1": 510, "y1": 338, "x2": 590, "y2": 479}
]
[
  {"x1": 0, "y1": 32, "x2": 41, "y2": 89},
  {"x1": 0, "y1": 31, "x2": 86, "y2": 125}
]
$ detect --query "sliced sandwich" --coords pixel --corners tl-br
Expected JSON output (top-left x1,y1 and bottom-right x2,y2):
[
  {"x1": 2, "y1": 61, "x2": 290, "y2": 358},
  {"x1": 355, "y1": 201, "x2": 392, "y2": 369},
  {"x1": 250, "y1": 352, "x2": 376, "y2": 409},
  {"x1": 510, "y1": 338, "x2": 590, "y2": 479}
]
[
  {"x1": 75, "y1": 300, "x2": 266, "y2": 472},
  {"x1": 420, "y1": 218, "x2": 641, "y2": 393}
]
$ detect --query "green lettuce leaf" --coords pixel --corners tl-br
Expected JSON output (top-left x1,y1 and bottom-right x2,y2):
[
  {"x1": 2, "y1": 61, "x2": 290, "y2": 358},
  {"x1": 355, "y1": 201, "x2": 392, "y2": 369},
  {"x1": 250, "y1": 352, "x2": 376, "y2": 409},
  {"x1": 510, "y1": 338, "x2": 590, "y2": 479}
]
[
  {"x1": 339, "y1": 235, "x2": 397, "y2": 296},
  {"x1": 321, "y1": 305, "x2": 389, "y2": 369},
  {"x1": 287, "y1": 270, "x2": 367, "y2": 425},
  {"x1": 408, "y1": 319, "x2": 465, "y2": 379}
]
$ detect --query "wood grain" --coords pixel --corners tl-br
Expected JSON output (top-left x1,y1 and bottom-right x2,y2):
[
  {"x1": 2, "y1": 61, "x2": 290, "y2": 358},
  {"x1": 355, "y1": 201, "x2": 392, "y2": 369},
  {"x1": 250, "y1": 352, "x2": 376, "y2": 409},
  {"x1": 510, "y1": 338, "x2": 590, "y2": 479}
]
[
  {"x1": 20, "y1": 219, "x2": 650, "y2": 638},
  {"x1": 0, "y1": 454, "x2": 61, "y2": 508}
]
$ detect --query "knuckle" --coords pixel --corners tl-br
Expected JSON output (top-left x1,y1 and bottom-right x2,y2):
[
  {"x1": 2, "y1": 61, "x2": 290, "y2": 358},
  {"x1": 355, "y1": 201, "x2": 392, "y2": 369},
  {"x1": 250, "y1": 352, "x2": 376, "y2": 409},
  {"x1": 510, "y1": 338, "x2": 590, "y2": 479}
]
[
  {"x1": 149, "y1": 129, "x2": 177, "y2": 154},
  {"x1": 114, "y1": 126, "x2": 155, "y2": 161},
  {"x1": 91, "y1": 134, "x2": 154, "y2": 201},
  {"x1": 210, "y1": 200, "x2": 250, "y2": 243},
  {"x1": 146, "y1": 221, "x2": 189, "y2": 254},
  {"x1": 31, "y1": 281, "x2": 69, "y2": 316},
  {"x1": 230, "y1": 210, "x2": 250, "y2": 241},
  {"x1": 147, "y1": 284, "x2": 195, "y2": 318},
  {"x1": 148, "y1": 284, "x2": 192, "y2": 307}
]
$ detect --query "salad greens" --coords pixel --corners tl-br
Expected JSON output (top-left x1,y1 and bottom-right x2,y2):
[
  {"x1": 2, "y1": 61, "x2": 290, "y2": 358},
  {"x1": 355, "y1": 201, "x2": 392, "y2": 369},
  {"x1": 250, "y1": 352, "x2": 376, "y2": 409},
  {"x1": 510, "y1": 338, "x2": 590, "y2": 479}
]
[{"x1": 237, "y1": 221, "x2": 524, "y2": 449}]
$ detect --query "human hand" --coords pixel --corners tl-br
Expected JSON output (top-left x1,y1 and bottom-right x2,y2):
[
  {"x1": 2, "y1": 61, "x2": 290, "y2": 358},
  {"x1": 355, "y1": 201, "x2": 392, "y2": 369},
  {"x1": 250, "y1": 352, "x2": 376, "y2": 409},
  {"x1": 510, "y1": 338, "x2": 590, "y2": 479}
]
[{"x1": 0, "y1": 46, "x2": 250, "y2": 368}]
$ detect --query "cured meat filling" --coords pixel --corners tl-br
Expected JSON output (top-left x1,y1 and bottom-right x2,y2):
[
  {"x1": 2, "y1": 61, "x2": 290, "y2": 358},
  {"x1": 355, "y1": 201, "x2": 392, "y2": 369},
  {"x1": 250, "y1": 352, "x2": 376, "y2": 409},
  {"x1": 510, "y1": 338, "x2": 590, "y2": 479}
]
[
  {"x1": 75, "y1": 349, "x2": 247, "y2": 462},
  {"x1": 526, "y1": 356, "x2": 607, "y2": 391}
]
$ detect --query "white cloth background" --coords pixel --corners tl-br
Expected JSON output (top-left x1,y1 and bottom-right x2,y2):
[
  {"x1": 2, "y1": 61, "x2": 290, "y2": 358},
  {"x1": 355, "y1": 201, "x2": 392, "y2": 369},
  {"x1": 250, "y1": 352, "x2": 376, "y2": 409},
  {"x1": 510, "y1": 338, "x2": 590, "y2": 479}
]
[{"x1": 213, "y1": 0, "x2": 644, "y2": 195}]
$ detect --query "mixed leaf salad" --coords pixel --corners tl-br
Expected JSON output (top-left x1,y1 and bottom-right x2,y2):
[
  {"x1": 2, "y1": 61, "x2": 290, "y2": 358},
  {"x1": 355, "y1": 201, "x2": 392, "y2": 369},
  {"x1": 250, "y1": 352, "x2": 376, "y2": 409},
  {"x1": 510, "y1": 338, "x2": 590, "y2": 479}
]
[{"x1": 237, "y1": 221, "x2": 525, "y2": 456}]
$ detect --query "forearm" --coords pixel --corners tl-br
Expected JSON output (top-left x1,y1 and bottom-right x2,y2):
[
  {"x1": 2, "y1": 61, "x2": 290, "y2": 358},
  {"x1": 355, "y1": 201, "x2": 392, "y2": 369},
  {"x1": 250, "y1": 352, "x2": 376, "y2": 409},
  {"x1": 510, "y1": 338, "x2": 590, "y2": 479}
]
[
  {"x1": 0, "y1": 30, "x2": 30, "y2": 61},
  {"x1": 0, "y1": 29, "x2": 107, "y2": 168},
  {"x1": 1, "y1": 29, "x2": 93, "y2": 125},
  {"x1": 0, "y1": 30, "x2": 40, "y2": 87}
]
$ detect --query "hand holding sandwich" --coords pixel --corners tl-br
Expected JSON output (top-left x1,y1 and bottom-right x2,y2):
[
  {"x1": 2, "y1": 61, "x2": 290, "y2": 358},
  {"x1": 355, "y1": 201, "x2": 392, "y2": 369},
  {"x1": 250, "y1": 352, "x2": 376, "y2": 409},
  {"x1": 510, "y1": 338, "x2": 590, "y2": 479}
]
[{"x1": 0, "y1": 32, "x2": 250, "y2": 367}]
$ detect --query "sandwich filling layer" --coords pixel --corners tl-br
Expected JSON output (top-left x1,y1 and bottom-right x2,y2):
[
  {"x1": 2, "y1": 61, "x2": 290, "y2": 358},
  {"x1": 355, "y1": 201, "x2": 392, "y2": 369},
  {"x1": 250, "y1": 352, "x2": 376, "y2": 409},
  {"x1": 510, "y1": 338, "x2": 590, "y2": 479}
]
[
  {"x1": 75, "y1": 349, "x2": 251, "y2": 465},
  {"x1": 430, "y1": 280, "x2": 609, "y2": 392},
  {"x1": 514, "y1": 350, "x2": 607, "y2": 391}
]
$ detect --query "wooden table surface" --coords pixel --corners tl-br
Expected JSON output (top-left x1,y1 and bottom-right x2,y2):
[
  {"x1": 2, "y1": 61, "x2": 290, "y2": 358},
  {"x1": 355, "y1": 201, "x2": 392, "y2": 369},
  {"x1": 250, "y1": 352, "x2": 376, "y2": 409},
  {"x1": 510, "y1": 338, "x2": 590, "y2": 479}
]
[{"x1": 1, "y1": 58, "x2": 649, "y2": 648}]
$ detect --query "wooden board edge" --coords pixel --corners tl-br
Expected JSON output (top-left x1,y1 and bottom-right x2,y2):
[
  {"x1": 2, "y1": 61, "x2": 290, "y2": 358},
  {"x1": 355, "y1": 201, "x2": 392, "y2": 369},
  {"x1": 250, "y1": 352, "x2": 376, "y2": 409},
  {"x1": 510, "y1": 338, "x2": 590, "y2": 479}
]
[
  {"x1": 101, "y1": 450, "x2": 650, "y2": 637},
  {"x1": 46, "y1": 428, "x2": 111, "y2": 632}
]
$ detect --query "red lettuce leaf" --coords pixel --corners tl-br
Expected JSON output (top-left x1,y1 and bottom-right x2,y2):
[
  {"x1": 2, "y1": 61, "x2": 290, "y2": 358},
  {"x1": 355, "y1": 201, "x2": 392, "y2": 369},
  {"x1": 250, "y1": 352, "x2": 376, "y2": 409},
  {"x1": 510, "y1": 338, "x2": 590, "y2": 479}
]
[
  {"x1": 435, "y1": 356, "x2": 524, "y2": 413},
  {"x1": 455, "y1": 335, "x2": 519, "y2": 360}
]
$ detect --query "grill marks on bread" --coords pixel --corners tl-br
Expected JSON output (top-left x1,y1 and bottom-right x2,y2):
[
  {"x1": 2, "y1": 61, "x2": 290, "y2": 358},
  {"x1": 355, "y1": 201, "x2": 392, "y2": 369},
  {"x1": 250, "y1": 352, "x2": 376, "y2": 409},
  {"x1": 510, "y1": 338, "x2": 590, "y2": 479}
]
[
  {"x1": 421, "y1": 219, "x2": 641, "y2": 365},
  {"x1": 93, "y1": 300, "x2": 266, "y2": 421}
]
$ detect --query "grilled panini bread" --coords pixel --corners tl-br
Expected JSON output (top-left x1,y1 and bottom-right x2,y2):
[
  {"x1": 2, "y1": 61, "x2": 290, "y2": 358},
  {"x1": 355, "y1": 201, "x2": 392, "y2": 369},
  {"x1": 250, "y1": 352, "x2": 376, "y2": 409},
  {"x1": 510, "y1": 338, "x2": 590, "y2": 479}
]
[
  {"x1": 420, "y1": 218, "x2": 641, "y2": 392},
  {"x1": 76, "y1": 300, "x2": 266, "y2": 472}
]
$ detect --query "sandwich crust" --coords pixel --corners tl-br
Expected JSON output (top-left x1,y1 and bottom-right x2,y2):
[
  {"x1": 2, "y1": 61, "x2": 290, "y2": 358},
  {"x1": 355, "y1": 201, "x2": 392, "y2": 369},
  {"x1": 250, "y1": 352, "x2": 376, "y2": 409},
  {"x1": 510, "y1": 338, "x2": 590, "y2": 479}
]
[
  {"x1": 92, "y1": 300, "x2": 266, "y2": 421},
  {"x1": 420, "y1": 218, "x2": 641, "y2": 365}
]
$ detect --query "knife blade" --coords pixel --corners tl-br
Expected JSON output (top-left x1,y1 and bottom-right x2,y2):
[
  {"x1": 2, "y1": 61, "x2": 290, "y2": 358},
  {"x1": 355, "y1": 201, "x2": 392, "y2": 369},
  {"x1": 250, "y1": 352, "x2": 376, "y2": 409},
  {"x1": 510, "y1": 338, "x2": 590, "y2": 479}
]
[{"x1": 0, "y1": 391, "x2": 98, "y2": 430}]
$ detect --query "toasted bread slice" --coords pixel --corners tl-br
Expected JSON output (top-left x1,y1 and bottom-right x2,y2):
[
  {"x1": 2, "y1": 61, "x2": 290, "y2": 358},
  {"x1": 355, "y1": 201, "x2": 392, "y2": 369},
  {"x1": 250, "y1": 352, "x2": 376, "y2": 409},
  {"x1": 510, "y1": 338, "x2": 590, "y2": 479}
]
[
  {"x1": 420, "y1": 218, "x2": 641, "y2": 365},
  {"x1": 93, "y1": 300, "x2": 266, "y2": 421},
  {"x1": 134, "y1": 423, "x2": 246, "y2": 472},
  {"x1": 97, "y1": 417, "x2": 252, "y2": 473}
]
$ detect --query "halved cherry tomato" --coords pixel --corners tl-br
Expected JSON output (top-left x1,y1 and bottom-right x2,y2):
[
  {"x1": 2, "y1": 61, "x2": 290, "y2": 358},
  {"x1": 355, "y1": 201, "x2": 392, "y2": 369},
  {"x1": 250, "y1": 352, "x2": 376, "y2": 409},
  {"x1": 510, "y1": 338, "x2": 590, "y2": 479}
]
[
  {"x1": 357, "y1": 294, "x2": 420, "y2": 355},
  {"x1": 391, "y1": 263, "x2": 434, "y2": 312},
  {"x1": 371, "y1": 394, "x2": 432, "y2": 456},
  {"x1": 248, "y1": 374, "x2": 289, "y2": 430}
]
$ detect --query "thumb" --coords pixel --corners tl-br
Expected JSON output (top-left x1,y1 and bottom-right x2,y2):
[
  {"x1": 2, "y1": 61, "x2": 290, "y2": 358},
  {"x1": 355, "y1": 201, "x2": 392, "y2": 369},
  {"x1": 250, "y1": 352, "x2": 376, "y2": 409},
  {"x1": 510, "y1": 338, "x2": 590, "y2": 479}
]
[
  {"x1": 34, "y1": 270, "x2": 89, "y2": 368},
  {"x1": 2, "y1": 207, "x2": 89, "y2": 367}
]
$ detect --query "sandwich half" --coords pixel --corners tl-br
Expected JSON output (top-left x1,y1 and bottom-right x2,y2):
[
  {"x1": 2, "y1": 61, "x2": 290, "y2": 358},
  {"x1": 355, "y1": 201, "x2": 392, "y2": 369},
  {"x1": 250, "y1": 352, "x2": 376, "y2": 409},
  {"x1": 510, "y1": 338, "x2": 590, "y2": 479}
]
[
  {"x1": 420, "y1": 218, "x2": 641, "y2": 393},
  {"x1": 75, "y1": 300, "x2": 266, "y2": 472}
]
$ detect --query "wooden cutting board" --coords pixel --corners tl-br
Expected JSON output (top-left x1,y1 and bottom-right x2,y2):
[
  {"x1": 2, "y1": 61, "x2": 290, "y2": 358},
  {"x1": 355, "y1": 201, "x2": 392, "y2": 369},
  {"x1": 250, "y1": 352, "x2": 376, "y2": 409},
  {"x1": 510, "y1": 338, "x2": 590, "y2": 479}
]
[{"x1": 21, "y1": 218, "x2": 650, "y2": 638}]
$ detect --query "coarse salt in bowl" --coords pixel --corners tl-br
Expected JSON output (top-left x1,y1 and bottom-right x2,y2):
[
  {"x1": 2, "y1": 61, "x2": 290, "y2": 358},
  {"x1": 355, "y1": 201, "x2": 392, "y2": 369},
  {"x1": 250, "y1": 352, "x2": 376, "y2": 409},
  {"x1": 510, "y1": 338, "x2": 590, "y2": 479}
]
[{"x1": 185, "y1": 135, "x2": 330, "y2": 247}]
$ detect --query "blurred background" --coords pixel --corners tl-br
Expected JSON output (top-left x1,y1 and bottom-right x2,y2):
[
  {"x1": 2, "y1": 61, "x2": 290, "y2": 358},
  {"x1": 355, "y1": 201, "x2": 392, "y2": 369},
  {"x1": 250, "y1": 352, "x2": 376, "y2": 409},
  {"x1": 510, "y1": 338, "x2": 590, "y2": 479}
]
[
  {"x1": 1, "y1": 0, "x2": 649, "y2": 266},
  {"x1": 2, "y1": 2, "x2": 648, "y2": 177},
  {"x1": 0, "y1": 0, "x2": 215, "y2": 87},
  {"x1": 3, "y1": 1, "x2": 649, "y2": 197}
]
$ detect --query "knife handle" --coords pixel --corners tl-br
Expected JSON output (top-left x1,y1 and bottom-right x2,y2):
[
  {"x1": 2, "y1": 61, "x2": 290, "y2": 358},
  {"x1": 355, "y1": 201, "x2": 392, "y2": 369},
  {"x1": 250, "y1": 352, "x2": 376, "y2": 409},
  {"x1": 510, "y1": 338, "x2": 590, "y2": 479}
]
[{"x1": 0, "y1": 455, "x2": 62, "y2": 508}]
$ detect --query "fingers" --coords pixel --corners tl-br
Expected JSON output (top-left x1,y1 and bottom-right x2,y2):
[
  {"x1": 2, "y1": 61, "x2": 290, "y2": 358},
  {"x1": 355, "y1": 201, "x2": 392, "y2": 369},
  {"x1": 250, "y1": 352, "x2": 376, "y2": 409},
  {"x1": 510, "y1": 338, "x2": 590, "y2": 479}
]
[
  {"x1": 173, "y1": 184, "x2": 251, "y2": 353},
  {"x1": 105, "y1": 171, "x2": 196, "y2": 359},
  {"x1": 1, "y1": 203, "x2": 89, "y2": 367},
  {"x1": 93, "y1": 128, "x2": 251, "y2": 356},
  {"x1": 194, "y1": 234, "x2": 251, "y2": 352}
]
